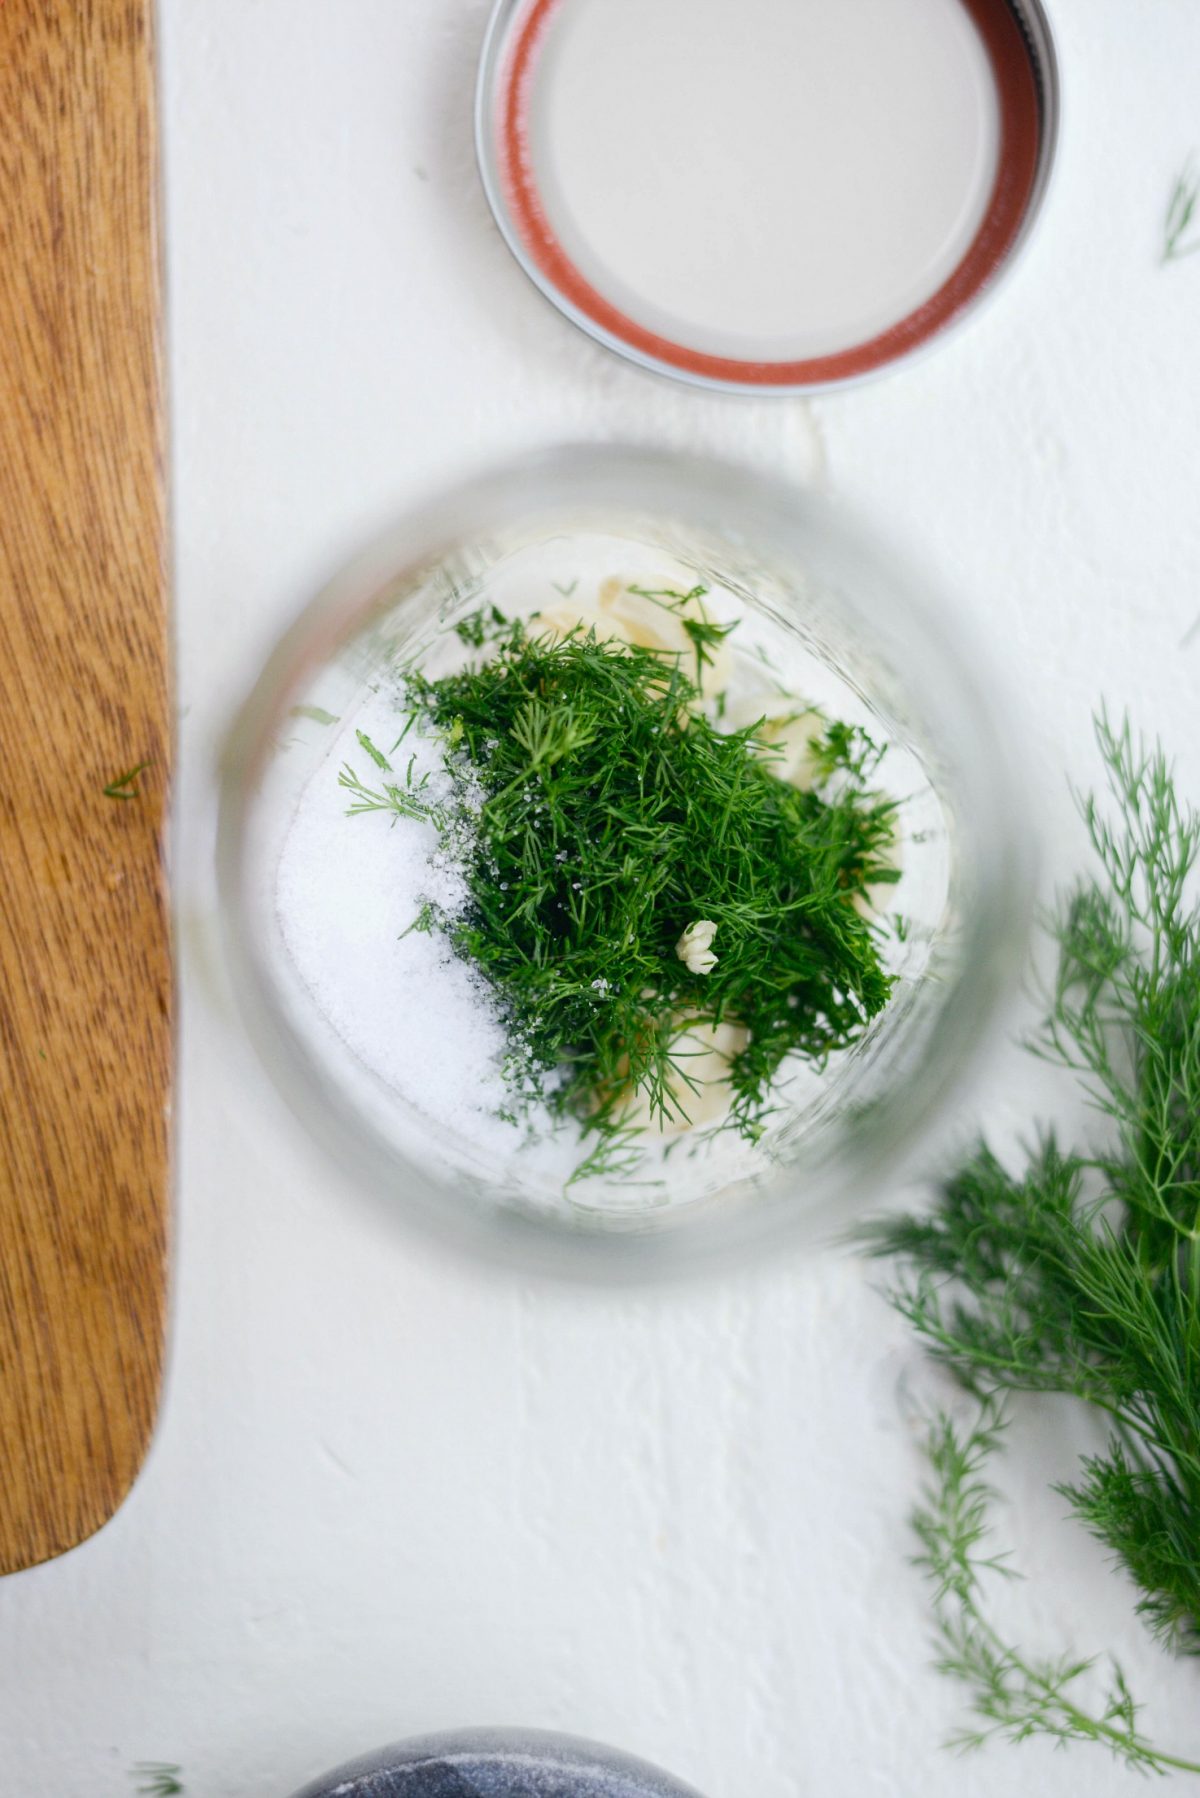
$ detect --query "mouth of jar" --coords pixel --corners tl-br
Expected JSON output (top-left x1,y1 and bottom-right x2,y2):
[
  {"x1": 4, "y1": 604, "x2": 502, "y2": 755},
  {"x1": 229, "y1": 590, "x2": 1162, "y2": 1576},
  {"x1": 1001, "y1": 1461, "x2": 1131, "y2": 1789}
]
[{"x1": 217, "y1": 447, "x2": 1032, "y2": 1275}]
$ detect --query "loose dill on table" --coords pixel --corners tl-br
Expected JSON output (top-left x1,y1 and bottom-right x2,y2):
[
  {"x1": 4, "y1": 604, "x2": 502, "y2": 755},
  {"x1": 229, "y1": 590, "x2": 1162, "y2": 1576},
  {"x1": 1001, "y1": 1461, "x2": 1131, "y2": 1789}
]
[
  {"x1": 862, "y1": 710, "x2": 1200, "y2": 1776},
  {"x1": 339, "y1": 606, "x2": 898, "y2": 1159}
]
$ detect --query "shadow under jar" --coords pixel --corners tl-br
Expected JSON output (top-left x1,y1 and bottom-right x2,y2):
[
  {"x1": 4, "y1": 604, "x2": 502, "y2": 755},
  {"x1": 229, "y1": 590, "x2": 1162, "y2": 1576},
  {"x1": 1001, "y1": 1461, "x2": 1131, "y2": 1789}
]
[{"x1": 218, "y1": 446, "x2": 1030, "y2": 1276}]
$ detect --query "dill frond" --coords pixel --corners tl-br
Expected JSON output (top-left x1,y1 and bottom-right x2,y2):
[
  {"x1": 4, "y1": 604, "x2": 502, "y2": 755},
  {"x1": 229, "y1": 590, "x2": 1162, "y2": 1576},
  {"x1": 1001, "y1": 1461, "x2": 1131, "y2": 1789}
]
[
  {"x1": 864, "y1": 709, "x2": 1200, "y2": 1769},
  {"x1": 344, "y1": 607, "x2": 897, "y2": 1167},
  {"x1": 289, "y1": 704, "x2": 339, "y2": 726},
  {"x1": 337, "y1": 759, "x2": 442, "y2": 827},
  {"x1": 132, "y1": 1765, "x2": 185, "y2": 1798},
  {"x1": 103, "y1": 762, "x2": 148, "y2": 800},
  {"x1": 626, "y1": 582, "x2": 737, "y2": 685},
  {"x1": 912, "y1": 1407, "x2": 1200, "y2": 1774}
]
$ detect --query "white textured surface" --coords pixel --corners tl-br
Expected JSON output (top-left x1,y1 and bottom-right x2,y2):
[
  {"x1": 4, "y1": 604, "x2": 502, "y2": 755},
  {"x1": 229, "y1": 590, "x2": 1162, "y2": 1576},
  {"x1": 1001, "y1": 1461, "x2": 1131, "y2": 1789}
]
[{"x1": 6, "y1": 3, "x2": 1200, "y2": 1794}]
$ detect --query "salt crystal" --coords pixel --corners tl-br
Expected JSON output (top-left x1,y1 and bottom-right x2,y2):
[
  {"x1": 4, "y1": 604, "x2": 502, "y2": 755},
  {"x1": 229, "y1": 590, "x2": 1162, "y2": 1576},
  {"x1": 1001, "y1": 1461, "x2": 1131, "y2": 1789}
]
[{"x1": 274, "y1": 685, "x2": 576, "y2": 1176}]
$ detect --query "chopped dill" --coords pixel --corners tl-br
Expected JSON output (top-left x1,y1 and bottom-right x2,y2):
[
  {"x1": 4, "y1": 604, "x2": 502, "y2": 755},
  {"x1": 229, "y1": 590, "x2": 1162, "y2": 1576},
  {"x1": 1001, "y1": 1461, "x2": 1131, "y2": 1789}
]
[
  {"x1": 337, "y1": 760, "x2": 441, "y2": 826},
  {"x1": 399, "y1": 901, "x2": 437, "y2": 940},
  {"x1": 910, "y1": 1405, "x2": 1200, "y2": 1776},
  {"x1": 564, "y1": 1122, "x2": 655, "y2": 1192},
  {"x1": 103, "y1": 762, "x2": 147, "y2": 801},
  {"x1": 356, "y1": 729, "x2": 393, "y2": 771},
  {"x1": 344, "y1": 610, "x2": 897, "y2": 1156},
  {"x1": 627, "y1": 583, "x2": 738, "y2": 686},
  {"x1": 454, "y1": 603, "x2": 510, "y2": 647},
  {"x1": 132, "y1": 1766, "x2": 185, "y2": 1798}
]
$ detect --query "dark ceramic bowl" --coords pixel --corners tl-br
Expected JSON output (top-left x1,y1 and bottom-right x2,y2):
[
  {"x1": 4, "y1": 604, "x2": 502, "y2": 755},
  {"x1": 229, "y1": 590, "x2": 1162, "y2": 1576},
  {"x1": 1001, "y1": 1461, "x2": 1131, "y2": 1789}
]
[{"x1": 290, "y1": 1728, "x2": 706, "y2": 1798}]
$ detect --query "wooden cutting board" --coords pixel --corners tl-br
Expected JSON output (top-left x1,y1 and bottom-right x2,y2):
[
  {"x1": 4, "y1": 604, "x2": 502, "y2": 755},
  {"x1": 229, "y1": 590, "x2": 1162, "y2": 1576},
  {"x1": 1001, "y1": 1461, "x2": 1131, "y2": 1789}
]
[{"x1": 0, "y1": 0, "x2": 170, "y2": 1574}]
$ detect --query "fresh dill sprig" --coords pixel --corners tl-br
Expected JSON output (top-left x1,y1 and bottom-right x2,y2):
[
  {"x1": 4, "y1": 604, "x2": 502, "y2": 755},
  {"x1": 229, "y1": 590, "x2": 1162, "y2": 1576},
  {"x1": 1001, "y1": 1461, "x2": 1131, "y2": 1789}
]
[
  {"x1": 913, "y1": 1405, "x2": 1200, "y2": 1775},
  {"x1": 1164, "y1": 159, "x2": 1200, "y2": 263},
  {"x1": 132, "y1": 1765, "x2": 185, "y2": 1798},
  {"x1": 345, "y1": 612, "x2": 897, "y2": 1160},
  {"x1": 863, "y1": 710, "x2": 1200, "y2": 1767},
  {"x1": 103, "y1": 762, "x2": 148, "y2": 800},
  {"x1": 563, "y1": 1121, "x2": 652, "y2": 1192},
  {"x1": 626, "y1": 583, "x2": 737, "y2": 686}
]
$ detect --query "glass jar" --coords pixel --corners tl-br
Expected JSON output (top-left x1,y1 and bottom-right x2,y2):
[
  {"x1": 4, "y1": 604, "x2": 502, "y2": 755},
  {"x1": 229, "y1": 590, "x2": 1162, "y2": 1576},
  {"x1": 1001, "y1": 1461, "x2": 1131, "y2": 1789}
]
[{"x1": 217, "y1": 445, "x2": 1031, "y2": 1275}]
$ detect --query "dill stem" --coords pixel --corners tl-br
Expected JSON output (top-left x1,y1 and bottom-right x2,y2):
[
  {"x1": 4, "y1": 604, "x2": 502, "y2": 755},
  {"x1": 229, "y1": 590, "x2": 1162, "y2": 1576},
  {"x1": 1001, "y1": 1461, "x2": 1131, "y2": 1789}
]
[
  {"x1": 970, "y1": 1604, "x2": 1200, "y2": 1775},
  {"x1": 873, "y1": 713, "x2": 1200, "y2": 1766}
]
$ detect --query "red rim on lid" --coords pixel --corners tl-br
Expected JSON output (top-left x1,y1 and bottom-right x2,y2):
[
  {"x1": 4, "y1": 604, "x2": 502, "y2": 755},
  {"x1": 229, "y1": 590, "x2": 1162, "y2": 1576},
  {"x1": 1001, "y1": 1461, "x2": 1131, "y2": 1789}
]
[{"x1": 476, "y1": 0, "x2": 1058, "y2": 393}]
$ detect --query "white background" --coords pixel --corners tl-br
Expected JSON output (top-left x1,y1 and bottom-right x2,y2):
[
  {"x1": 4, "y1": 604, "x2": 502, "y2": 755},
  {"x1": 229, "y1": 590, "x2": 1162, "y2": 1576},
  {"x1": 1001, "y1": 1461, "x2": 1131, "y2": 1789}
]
[{"x1": 5, "y1": 1, "x2": 1200, "y2": 1794}]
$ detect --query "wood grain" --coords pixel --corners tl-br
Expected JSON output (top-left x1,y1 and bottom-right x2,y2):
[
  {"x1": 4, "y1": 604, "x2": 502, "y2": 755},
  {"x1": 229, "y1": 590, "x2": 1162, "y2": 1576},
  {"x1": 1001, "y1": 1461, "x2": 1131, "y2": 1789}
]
[{"x1": 0, "y1": 0, "x2": 170, "y2": 1574}]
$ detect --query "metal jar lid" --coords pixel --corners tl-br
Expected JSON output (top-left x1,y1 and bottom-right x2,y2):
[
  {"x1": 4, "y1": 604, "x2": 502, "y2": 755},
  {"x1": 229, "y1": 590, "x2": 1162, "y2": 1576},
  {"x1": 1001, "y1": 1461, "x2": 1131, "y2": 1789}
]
[{"x1": 476, "y1": 0, "x2": 1059, "y2": 394}]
